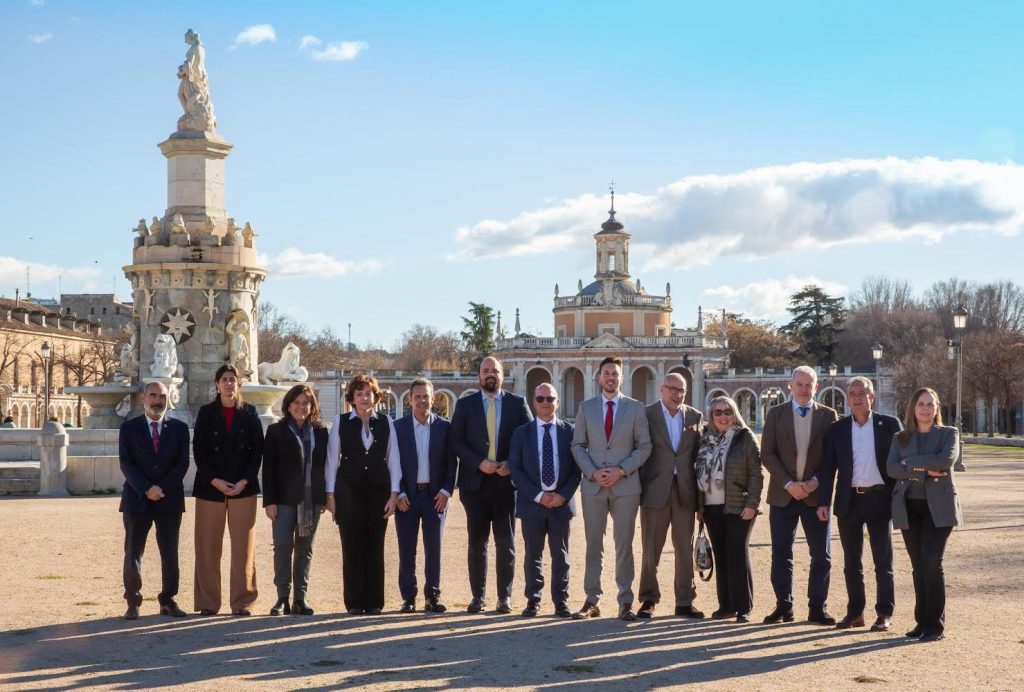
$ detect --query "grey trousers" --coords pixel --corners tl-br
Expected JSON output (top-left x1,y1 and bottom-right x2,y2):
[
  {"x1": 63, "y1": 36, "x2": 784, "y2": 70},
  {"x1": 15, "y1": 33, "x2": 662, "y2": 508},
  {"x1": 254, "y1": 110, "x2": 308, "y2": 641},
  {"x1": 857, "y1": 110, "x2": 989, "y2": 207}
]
[
  {"x1": 638, "y1": 482, "x2": 697, "y2": 606},
  {"x1": 272, "y1": 504, "x2": 321, "y2": 600},
  {"x1": 581, "y1": 488, "x2": 641, "y2": 606}
]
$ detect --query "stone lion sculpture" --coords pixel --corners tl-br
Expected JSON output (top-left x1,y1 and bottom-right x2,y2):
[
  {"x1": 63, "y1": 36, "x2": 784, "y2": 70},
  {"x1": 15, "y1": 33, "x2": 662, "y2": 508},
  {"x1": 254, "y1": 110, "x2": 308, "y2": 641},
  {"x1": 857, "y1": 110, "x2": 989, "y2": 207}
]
[
  {"x1": 151, "y1": 333, "x2": 184, "y2": 379},
  {"x1": 257, "y1": 342, "x2": 309, "y2": 385}
]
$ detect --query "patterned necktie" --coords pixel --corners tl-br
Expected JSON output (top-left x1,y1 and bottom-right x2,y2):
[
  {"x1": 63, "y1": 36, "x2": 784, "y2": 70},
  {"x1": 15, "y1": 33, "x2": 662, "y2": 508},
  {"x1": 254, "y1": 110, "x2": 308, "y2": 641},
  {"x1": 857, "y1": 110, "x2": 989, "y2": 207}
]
[
  {"x1": 604, "y1": 400, "x2": 614, "y2": 441},
  {"x1": 486, "y1": 396, "x2": 497, "y2": 461},
  {"x1": 798, "y1": 406, "x2": 809, "y2": 418},
  {"x1": 150, "y1": 420, "x2": 160, "y2": 453},
  {"x1": 541, "y1": 423, "x2": 555, "y2": 488}
]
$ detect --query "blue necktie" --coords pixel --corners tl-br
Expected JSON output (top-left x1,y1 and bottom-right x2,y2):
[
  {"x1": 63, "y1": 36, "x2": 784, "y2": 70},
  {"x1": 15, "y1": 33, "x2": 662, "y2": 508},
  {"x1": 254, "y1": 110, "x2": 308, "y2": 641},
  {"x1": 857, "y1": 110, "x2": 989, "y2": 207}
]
[
  {"x1": 798, "y1": 406, "x2": 809, "y2": 418},
  {"x1": 541, "y1": 423, "x2": 556, "y2": 488}
]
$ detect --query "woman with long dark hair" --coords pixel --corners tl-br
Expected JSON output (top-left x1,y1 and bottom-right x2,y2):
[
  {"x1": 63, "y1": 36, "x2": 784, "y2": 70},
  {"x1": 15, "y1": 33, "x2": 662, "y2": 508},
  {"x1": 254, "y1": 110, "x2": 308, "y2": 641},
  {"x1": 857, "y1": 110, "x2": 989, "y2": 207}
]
[
  {"x1": 263, "y1": 384, "x2": 328, "y2": 616},
  {"x1": 887, "y1": 387, "x2": 961, "y2": 642},
  {"x1": 695, "y1": 395, "x2": 763, "y2": 623},
  {"x1": 192, "y1": 364, "x2": 264, "y2": 616},
  {"x1": 325, "y1": 374, "x2": 402, "y2": 615}
]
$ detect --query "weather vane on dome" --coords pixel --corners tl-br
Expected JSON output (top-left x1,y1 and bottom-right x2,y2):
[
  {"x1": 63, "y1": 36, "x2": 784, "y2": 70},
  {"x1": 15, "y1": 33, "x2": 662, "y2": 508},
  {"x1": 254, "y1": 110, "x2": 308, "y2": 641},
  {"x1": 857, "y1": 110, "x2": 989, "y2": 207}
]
[{"x1": 609, "y1": 180, "x2": 616, "y2": 213}]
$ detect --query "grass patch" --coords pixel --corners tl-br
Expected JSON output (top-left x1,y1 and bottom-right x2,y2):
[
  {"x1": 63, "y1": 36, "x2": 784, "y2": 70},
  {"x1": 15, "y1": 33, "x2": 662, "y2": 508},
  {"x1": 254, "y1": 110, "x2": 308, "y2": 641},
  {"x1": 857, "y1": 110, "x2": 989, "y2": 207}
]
[
  {"x1": 554, "y1": 664, "x2": 596, "y2": 674},
  {"x1": 310, "y1": 660, "x2": 342, "y2": 667},
  {"x1": 853, "y1": 675, "x2": 888, "y2": 683},
  {"x1": 35, "y1": 575, "x2": 66, "y2": 580},
  {"x1": 74, "y1": 601, "x2": 100, "y2": 606}
]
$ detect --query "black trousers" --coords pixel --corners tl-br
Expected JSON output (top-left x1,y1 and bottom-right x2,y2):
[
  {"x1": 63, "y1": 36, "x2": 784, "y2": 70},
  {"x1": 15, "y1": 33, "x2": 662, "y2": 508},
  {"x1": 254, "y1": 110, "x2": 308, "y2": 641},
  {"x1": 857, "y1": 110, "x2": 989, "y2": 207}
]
[
  {"x1": 336, "y1": 480, "x2": 391, "y2": 612},
  {"x1": 122, "y1": 510, "x2": 181, "y2": 607},
  {"x1": 703, "y1": 505, "x2": 756, "y2": 615},
  {"x1": 521, "y1": 506, "x2": 572, "y2": 605},
  {"x1": 459, "y1": 477, "x2": 516, "y2": 601},
  {"x1": 837, "y1": 489, "x2": 895, "y2": 617},
  {"x1": 902, "y1": 498, "x2": 953, "y2": 635}
]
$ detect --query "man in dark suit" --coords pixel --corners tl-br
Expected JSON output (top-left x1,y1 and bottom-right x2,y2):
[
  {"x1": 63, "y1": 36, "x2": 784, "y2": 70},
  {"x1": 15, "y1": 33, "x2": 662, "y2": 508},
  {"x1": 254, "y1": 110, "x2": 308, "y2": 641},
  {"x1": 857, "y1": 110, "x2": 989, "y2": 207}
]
[
  {"x1": 451, "y1": 356, "x2": 533, "y2": 614},
  {"x1": 395, "y1": 377, "x2": 457, "y2": 614},
  {"x1": 637, "y1": 372, "x2": 705, "y2": 619},
  {"x1": 818, "y1": 376, "x2": 902, "y2": 632},
  {"x1": 509, "y1": 383, "x2": 581, "y2": 617},
  {"x1": 118, "y1": 381, "x2": 190, "y2": 620},
  {"x1": 760, "y1": 365, "x2": 839, "y2": 625}
]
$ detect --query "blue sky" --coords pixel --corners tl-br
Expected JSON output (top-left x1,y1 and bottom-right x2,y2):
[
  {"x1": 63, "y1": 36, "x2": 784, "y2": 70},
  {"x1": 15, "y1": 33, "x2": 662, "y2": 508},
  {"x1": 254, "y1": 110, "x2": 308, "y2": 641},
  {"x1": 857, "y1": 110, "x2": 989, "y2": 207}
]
[{"x1": 3, "y1": 1, "x2": 1023, "y2": 349}]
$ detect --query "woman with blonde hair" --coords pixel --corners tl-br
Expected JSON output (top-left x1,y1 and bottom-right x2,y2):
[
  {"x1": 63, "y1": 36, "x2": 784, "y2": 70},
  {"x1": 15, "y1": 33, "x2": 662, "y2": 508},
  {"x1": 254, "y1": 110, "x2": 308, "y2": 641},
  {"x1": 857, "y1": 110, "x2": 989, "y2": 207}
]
[
  {"x1": 887, "y1": 387, "x2": 961, "y2": 642},
  {"x1": 695, "y1": 395, "x2": 764, "y2": 623}
]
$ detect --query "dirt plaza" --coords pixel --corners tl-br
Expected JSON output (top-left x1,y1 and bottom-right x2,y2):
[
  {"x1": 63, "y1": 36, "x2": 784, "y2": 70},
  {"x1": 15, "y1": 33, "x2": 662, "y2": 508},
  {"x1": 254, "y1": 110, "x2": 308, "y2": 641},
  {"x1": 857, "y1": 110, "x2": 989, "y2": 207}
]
[{"x1": 0, "y1": 445, "x2": 1021, "y2": 691}]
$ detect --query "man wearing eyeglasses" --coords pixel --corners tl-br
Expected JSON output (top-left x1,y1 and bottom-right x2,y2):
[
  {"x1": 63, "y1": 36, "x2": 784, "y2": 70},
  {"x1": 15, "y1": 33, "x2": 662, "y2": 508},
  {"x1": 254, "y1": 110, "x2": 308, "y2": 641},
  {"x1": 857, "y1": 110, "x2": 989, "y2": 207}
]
[
  {"x1": 637, "y1": 373, "x2": 705, "y2": 620},
  {"x1": 508, "y1": 383, "x2": 581, "y2": 617}
]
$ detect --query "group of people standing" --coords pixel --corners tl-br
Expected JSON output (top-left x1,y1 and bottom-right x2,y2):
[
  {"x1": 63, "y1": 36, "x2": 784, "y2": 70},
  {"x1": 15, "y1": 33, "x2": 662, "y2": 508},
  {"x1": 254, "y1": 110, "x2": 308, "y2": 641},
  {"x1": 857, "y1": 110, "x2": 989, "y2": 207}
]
[{"x1": 117, "y1": 357, "x2": 961, "y2": 643}]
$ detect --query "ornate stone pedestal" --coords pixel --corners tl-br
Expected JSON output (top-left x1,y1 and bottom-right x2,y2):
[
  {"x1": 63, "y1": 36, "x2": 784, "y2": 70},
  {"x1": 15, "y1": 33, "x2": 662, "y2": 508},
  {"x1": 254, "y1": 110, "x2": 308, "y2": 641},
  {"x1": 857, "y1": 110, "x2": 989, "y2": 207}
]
[
  {"x1": 65, "y1": 385, "x2": 138, "y2": 430},
  {"x1": 241, "y1": 383, "x2": 289, "y2": 431}
]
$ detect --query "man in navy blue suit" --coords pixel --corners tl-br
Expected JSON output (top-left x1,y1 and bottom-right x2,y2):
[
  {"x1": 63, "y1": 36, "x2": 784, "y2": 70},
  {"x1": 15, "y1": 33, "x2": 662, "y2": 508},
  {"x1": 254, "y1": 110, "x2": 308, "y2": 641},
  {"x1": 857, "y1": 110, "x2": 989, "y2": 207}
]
[
  {"x1": 450, "y1": 356, "x2": 533, "y2": 614},
  {"x1": 395, "y1": 377, "x2": 457, "y2": 613},
  {"x1": 118, "y1": 381, "x2": 190, "y2": 620},
  {"x1": 509, "y1": 383, "x2": 581, "y2": 617},
  {"x1": 818, "y1": 376, "x2": 903, "y2": 632}
]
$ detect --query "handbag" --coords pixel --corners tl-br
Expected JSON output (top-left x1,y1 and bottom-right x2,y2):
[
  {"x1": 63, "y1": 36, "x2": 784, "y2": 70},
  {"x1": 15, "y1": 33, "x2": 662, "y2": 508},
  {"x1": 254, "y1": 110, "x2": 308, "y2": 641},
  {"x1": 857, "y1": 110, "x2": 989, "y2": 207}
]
[{"x1": 694, "y1": 520, "x2": 714, "y2": 582}]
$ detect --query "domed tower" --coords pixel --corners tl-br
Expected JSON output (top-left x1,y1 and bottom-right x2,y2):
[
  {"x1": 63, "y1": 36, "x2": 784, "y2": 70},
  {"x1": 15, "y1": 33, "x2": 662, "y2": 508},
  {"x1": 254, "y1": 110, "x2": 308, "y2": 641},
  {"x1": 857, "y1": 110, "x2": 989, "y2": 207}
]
[{"x1": 553, "y1": 190, "x2": 671, "y2": 338}]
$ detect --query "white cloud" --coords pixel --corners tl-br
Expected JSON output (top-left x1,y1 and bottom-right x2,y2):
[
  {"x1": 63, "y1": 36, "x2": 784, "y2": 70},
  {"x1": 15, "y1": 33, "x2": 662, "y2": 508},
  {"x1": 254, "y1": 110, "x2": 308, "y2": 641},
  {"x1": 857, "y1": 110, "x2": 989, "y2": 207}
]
[
  {"x1": 259, "y1": 249, "x2": 383, "y2": 278},
  {"x1": 28, "y1": 32, "x2": 52, "y2": 44},
  {"x1": 231, "y1": 24, "x2": 276, "y2": 48},
  {"x1": 31, "y1": 0, "x2": 45, "y2": 6},
  {"x1": 701, "y1": 276, "x2": 849, "y2": 322},
  {"x1": 300, "y1": 35, "x2": 368, "y2": 61},
  {"x1": 451, "y1": 158, "x2": 1024, "y2": 265},
  {"x1": 0, "y1": 256, "x2": 101, "y2": 288}
]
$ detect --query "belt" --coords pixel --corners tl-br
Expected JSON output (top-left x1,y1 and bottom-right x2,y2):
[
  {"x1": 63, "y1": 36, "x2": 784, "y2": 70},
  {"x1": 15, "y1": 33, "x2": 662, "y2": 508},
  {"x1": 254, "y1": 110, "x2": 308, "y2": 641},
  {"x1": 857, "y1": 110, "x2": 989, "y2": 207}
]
[
  {"x1": 853, "y1": 485, "x2": 886, "y2": 494},
  {"x1": 416, "y1": 482, "x2": 430, "y2": 490}
]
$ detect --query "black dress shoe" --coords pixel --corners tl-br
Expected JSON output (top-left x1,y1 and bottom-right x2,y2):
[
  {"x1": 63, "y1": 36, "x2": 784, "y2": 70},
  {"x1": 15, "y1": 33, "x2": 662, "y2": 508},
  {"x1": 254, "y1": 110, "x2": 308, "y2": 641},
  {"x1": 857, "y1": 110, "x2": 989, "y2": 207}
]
[
  {"x1": 232, "y1": 609, "x2": 252, "y2": 617},
  {"x1": 554, "y1": 602, "x2": 572, "y2": 618},
  {"x1": 905, "y1": 624, "x2": 924, "y2": 638},
  {"x1": 918, "y1": 632, "x2": 944, "y2": 643},
  {"x1": 871, "y1": 616, "x2": 892, "y2": 632},
  {"x1": 618, "y1": 604, "x2": 637, "y2": 622},
  {"x1": 467, "y1": 597, "x2": 485, "y2": 613},
  {"x1": 199, "y1": 608, "x2": 217, "y2": 616},
  {"x1": 572, "y1": 601, "x2": 601, "y2": 620},
  {"x1": 675, "y1": 605, "x2": 705, "y2": 619},
  {"x1": 364, "y1": 608, "x2": 382, "y2": 615},
  {"x1": 494, "y1": 598, "x2": 512, "y2": 614},
  {"x1": 835, "y1": 614, "x2": 865, "y2": 629},
  {"x1": 637, "y1": 600, "x2": 656, "y2": 619},
  {"x1": 347, "y1": 609, "x2": 364, "y2": 616},
  {"x1": 292, "y1": 599, "x2": 314, "y2": 615},
  {"x1": 160, "y1": 600, "x2": 187, "y2": 618},
  {"x1": 425, "y1": 598, "x2": 447, "y2": 613},
  {"x1": 521, "y1": 599, "x2": 540, "y2": 617},
  {"x1": 400, "y1": 598, "x2": 416, "y2": 614},
  {"x1": 124, "y1": 605, "x2": 140, "y2": 621},
  {"x1": 270, "y1": 598, "x2": 290, "y2": 616},
  {"x1": 808, "y1": 608, "x2": 837, "y2": 626},
  {"x1": 712, "y1": 609, "x2": 737, "y2": 620},
  {"x1": 736, "y1": 613, "x2": 751, "y2": 623},
  {"x1": 763, "y1": 606, "x2": 795, "y2": 623}
]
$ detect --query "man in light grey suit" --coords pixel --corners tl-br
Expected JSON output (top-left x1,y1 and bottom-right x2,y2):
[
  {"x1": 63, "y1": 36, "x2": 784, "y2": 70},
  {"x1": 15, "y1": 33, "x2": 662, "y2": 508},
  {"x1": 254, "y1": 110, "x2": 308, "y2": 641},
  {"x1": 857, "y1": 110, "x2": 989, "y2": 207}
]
[
  {"x1": 571, "y1": 356, "x2": 652, "y2": 621},
  {"x1": 637, "y1": 372, "x2": 705, "y2": 619}
]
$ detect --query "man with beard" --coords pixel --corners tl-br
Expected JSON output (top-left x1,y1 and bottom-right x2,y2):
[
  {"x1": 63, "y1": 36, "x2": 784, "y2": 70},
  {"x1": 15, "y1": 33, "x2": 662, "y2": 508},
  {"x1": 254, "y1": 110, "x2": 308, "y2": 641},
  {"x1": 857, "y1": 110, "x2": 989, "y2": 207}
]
[
  {"x1": 118, "y1": 381, "x2": 191, "y2": 620},
  {"x1": 451, "y1": 357, "x2": 533, "y2": 614}
]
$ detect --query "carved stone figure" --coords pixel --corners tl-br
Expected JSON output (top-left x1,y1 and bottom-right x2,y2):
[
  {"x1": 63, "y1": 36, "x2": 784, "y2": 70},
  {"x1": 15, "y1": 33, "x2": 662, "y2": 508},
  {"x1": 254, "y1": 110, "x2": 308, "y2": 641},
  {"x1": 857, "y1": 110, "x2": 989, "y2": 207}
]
[
  {"x1": 150, "y1": 216, "x2": 161, "y2": 235},
  {"x1": 226, "y1": 312, "x2": 251, "y2": 376},
  {"x1": 113, "y1": 324, "x2": 140, "y2": 384},
  {"x1": 257, "y1": 342, "x2": 309, "y2": 385},
  {"x1": 141, "y1": 288, "x2": 154, "y2": 325},
  {"x1": 151, "y1": 333, "x2": 184, "y2": 378},
  {"x1": 202, "y1": 288, "x2": 218, "y2": 328},
  {"x1": 176, "y1": 28, "x2": 217, "y2": 133},
  {"x1": 134, "y1": 219, "x2": 148, "y2": 237}
]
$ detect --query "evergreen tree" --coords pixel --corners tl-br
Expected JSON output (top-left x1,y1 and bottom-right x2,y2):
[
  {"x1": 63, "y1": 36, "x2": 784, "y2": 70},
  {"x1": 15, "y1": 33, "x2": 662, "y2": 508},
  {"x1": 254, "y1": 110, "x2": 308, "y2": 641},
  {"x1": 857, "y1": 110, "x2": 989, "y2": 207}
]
[
  {"x1": 781, "y1": 285, "x2": 846, "y2": 365},
  {"x1": 460, "y1": 301, "x2": 496, "y2": 365}
]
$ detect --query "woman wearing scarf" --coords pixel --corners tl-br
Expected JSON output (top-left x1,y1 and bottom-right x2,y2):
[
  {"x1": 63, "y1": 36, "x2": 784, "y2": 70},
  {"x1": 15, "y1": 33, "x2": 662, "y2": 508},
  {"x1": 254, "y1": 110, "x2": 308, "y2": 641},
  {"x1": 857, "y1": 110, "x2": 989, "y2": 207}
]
[
  {"x1": 262, "y1": 384, "x2": 328, "y2": 616},
  {"x1": 695, "y1": 395, "x2": 763, "y2": 623}
]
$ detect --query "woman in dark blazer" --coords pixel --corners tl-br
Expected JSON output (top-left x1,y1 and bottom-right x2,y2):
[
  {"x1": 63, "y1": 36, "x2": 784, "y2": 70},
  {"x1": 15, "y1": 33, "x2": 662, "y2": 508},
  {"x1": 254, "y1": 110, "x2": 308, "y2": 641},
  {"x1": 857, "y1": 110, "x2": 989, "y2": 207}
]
[
  {"x1": 325, "y1": 374, "x2": 402, "y2": 615},
  {"x1": 263, "y1": 384, "x2": 328, "y2": 616},
  {"x1": 695, "y1": 395, "x2": 764, "y2": 623},
  {"x1": 887, "y1": 386, "x2": 961, "y2": 643},
  {"x1": 192, "y1": 364, "x2": 264, "y2": 616}
]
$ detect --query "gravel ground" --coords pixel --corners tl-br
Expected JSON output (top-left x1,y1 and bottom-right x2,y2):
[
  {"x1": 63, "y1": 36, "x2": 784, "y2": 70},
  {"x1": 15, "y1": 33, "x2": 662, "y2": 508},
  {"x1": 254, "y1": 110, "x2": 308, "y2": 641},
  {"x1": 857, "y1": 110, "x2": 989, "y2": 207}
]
[{"x1": 1, "y1": 444, "x2": 1022, "y2": 691}]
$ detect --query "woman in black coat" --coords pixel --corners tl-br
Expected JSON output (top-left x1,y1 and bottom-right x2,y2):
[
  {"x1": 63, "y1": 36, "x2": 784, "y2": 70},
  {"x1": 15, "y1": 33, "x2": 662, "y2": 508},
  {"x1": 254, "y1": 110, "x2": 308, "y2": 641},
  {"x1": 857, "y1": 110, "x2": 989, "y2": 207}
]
[
  {"x1": 192, "y1": 364, "x2": 264, "y2": 616},
  {"x1": 262, "y1": 384, "x2": 328, "y2": 615}
]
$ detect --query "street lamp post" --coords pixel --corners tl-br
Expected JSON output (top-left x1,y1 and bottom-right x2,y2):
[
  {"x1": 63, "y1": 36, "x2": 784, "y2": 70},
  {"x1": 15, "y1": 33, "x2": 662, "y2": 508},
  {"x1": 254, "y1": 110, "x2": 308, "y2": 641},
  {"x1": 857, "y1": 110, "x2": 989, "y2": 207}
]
[
  {"x1": 40, "y1": 341, "x2": 52, "y2": 426},
  {"x1": 953, "y1": 305, "x2": 968, "y2": 472},
  {"x1": 871, "y1": 343, "x2": 883, "y2": 412},
  {"x1": 828, "y1": 362, "x2": 838, "y2": 412}
]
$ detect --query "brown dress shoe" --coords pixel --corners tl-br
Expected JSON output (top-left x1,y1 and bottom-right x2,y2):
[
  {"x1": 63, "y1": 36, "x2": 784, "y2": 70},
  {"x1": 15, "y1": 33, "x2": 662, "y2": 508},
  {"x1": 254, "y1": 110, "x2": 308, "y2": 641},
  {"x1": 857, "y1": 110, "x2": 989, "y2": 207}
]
[
  {"x1": 835, "y1": 614, "x2": 866, "y2": 629},
  {"x1": 572, "y1": 601, "x2": 601, "y2": 620},
  {"x1": 637, "y1": 600, "x2": 656, "y2": 618},
  {"x1": 618, "y1": 604, "x2": 637, "y2": 621},
  {"x1": 871, "y1": 616, "x2": 892, "y2": 632},
  {"x1": 123, "y1": 605, "x2": 140, "y2": 621}
]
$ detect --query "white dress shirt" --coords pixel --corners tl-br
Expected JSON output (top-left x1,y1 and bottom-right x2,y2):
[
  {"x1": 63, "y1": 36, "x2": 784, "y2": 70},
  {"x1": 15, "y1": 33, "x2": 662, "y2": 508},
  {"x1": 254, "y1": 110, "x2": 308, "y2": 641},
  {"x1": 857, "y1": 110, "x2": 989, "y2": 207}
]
[
  {"x1": 325, "y1": 411, "x2": 402, "y2": 493},
  {"x1": 851, "y1": 413, "x2": 885, "y2": 487},
  {"x1": 601, "y1": 393, "x2": 622, "y2": 425},
  {"x1": 534, "y1": 417, "x2": 560, "y2": 501}
]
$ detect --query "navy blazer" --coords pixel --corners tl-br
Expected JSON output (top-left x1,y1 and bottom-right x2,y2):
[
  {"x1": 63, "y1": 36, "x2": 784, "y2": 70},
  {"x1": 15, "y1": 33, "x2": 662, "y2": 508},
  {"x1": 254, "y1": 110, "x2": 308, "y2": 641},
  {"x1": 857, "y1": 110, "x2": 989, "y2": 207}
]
[
  {"x1": 394, "y1": 413, "x2": 457, "y2": 500},
  {"x1": 508, "y1": 418, "x2": 581, "y2": 520},
  {"x1": 451, "y1": 390, "x2": 533, "y2": 492},
  {"x1": 118, "y1": 414, "x2": 190, "y2": 514},
  {"x1": 819, "y1": 412, "x2": 903, "y2": 518}
]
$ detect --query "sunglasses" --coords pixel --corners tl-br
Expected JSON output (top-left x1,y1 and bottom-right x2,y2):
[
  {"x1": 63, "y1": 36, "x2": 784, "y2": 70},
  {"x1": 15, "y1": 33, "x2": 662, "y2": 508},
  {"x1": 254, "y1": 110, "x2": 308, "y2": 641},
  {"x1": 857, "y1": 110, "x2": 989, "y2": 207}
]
[
  {"x1": 534, "y1": 396, "x2": 557, "y2": 403},
  {"x1": 711, "y1": 409, "x2": 734, "y2": 417}
]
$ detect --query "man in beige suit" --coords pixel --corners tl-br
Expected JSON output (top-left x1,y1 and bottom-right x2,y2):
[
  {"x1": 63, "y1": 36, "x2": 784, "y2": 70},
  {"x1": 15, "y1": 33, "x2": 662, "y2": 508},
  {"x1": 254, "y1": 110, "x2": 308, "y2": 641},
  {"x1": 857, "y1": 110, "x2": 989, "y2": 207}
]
[
  {"x1": 761, "y1": 365, "x2": 839, "y2": 625},
  {"x1": 571, "y1": 356, "x2": 652, "y2": 621},
  {"x1": 637, "y1": 373, "x2": 705, "y2": 619}
]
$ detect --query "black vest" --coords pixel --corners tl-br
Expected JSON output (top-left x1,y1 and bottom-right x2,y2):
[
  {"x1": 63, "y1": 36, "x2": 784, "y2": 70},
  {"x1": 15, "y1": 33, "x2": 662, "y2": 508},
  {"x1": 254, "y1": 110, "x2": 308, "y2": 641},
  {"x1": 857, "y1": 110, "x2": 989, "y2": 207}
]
[{"x1": 336, "y1": 413, "x2": 391, "y2": 487}]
